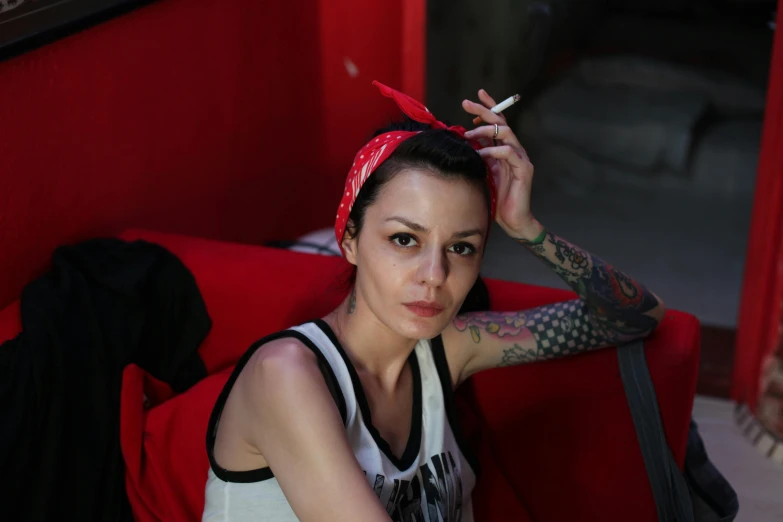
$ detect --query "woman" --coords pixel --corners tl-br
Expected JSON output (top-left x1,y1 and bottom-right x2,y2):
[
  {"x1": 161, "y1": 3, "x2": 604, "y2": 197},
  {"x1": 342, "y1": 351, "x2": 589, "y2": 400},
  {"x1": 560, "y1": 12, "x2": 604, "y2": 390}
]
[{"x1": 202, "y1": 82, "x2": 665, "y2": 522}]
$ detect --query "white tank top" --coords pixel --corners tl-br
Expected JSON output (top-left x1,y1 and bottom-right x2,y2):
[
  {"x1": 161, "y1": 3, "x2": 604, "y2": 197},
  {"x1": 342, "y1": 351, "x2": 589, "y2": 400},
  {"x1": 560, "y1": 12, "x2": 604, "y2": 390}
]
[{"x1": 203, "y1": 319, "x2": 478, "y2": 522}]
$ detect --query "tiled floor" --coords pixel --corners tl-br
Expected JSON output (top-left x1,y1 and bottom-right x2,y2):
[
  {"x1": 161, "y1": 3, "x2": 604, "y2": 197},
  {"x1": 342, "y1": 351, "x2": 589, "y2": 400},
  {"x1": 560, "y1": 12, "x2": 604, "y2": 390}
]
[{"x1": 693, "y1": 396, "x2": 783, "y2": 521}]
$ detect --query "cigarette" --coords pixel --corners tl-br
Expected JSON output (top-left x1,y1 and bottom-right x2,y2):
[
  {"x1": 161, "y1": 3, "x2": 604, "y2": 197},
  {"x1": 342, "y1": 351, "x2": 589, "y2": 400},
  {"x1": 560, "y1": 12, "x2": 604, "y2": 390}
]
[{"x1": 472, "y1": 94, "x2": 521, "y2": 125}]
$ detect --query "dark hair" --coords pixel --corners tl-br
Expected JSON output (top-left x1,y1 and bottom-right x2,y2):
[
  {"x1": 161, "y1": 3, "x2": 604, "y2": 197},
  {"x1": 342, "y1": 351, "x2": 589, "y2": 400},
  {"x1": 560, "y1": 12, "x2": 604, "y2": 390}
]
[
  {"x1": 343, "y1": 118, "x2": 492, "y2": 314},
  {"x1": 344, "y1": 118, "x2": 491, "y2": 242}
]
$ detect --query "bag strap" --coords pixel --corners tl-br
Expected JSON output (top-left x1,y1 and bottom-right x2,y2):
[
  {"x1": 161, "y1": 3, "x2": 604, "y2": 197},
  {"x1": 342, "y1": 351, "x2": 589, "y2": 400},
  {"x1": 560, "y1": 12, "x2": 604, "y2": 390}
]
[{"x1": 617, "y1": 340, "x2": 695, "y2": 522}]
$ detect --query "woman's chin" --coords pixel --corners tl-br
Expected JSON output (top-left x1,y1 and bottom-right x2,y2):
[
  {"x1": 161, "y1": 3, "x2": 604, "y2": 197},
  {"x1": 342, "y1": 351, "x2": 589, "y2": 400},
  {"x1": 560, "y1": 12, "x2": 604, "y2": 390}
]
[{"x1": 397, "y1": 315, "x2": 450, "y2": 340}]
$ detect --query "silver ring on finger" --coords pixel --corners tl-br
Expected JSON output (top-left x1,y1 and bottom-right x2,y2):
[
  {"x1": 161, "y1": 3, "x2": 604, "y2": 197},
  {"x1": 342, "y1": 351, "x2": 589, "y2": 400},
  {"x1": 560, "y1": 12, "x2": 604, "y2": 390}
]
[{"x1": 493, "y1": 123, "x2": 499, "y2": 139}]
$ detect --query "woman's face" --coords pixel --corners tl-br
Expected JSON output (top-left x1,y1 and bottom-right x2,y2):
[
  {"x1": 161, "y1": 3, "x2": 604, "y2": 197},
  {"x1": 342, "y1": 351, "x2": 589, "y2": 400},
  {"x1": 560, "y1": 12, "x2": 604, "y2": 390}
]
[{"x1": 343, "y1": 169, "x2": 489, "y2": 340}]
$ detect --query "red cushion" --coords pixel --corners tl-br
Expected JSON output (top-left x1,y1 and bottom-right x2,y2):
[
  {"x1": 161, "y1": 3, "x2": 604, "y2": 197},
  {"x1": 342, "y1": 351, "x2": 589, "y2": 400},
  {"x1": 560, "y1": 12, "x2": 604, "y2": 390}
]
[{"x1": 134, "y1": 368, "x2": 233, "y2": 522}]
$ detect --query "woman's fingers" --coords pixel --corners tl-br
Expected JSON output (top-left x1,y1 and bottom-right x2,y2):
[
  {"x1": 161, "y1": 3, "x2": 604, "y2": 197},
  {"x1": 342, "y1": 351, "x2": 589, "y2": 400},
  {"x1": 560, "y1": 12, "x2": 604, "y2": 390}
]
[
  {"x1": 478, "y1": 145, "x2": 530, "y2": 169},
  {"x1": 464, "y1": 124, "x2": 521, "y2": 148},
  {"x1": 462, "y1": 99, "x2": 505, "y2": 126},
  {"x1": 478, "y1": 90, "x2": 508, "y2": 123},
  {"x1": 478, "y1": 89, "x2": 498, "y2": 109},
  {"x1": 489, "y1": 162, "x2": 510, "y2": 205},
  {"x1": 468, "y1": 89, "x2": 508, "y2": 126}
]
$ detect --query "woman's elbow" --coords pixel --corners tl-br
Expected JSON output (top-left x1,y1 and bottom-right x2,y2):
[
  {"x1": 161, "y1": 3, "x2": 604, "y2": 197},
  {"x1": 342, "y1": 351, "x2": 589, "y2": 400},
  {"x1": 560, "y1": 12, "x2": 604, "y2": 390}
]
[
  {"x1": 649, "y1": 295, "x2": 666, "y2": 327},
  {"x1": 637, "y1": 295, "x2": 666, "y2": 339}
]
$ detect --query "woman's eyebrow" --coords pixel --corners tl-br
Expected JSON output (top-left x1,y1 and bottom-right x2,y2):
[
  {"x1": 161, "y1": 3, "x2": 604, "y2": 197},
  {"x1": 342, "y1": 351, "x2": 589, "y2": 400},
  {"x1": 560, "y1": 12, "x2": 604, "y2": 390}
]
[
  {"x1": 386, "y1": 216, "x2": 427, "y2": 232},
  {"x1": 453, "y1": 229, "x2": 484, "y2": 239},
  {"x1": 386, "y1": 217, "x2": 483, "y2": 239}
]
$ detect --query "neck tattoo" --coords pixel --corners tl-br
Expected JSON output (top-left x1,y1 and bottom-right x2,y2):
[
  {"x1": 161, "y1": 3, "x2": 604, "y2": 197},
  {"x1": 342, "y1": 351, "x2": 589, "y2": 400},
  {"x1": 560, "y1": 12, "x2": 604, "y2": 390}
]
[{"x1": 348, "y1": 288, "x2": 356, "y2": 314}]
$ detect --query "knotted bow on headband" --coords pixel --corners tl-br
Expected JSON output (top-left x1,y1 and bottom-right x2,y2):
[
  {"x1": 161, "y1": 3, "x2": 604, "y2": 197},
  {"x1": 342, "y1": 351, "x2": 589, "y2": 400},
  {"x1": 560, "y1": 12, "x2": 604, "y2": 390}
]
[{"x1": 335, "y1": 81, "x2": 497, "y2": 253}]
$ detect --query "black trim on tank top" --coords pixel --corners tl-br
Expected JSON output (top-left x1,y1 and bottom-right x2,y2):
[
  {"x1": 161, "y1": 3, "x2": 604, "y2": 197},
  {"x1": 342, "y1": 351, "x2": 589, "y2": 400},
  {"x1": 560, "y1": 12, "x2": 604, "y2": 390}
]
[
  {"x1": 429, "y1": 335, "x2": 481, "y2": 477},
  {"x1": 313, "y1": 319, "x2": 423, "y2": 472},
  {"x1": 206, "y1": 328, "x2": 347, "y2": 484}
]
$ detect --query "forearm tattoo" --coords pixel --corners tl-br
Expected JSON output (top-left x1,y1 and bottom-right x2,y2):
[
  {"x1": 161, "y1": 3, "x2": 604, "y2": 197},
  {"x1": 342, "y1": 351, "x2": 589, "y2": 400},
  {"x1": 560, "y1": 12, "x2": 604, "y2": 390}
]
[
  {"x1": 454, "y1": 301, "x2": 604, "y2": 365},
  {"x1": 517, "y1": 231, "x2": 660, "y2": 338},
  {"x1": 455, "y1": 231, "x2": 661, "y2": 367}
]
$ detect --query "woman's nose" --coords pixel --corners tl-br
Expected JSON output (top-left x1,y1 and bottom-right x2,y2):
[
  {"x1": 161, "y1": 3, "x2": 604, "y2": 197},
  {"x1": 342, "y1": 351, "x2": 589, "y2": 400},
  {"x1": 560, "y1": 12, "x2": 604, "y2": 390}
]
[{"x1": 417, "y1": 248, "x2": 448, "y2": 287}]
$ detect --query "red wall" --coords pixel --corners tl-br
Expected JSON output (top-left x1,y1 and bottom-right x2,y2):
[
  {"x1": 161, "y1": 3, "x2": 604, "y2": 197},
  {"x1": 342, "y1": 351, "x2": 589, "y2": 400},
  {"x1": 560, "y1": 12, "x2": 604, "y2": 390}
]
[{"x1": 0, "y1": 0, "x2": 425, "y2": 310}]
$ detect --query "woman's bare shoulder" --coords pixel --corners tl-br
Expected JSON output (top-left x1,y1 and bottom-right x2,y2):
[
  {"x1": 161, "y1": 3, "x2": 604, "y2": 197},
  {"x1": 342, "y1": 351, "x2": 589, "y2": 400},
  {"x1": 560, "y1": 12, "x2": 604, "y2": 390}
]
[
  {"x1": 231, "y1": 335, "x2": 338, "y2": 441},
  {"x1": 247, "y1": 335, "x2": 320, "y2": 373},
  {"x1": 228, "y1": 336, "x2": 391, "y2": 521},
  {"x1": 234, "y1": 336, "x2": 327, "y2": 411}
]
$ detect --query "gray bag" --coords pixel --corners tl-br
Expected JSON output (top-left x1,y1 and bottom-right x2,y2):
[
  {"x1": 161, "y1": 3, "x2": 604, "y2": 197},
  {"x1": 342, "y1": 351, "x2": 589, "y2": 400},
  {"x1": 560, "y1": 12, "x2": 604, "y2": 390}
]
[{"x1": 618, "y1": 340, "x2": 739, "y2": 522}]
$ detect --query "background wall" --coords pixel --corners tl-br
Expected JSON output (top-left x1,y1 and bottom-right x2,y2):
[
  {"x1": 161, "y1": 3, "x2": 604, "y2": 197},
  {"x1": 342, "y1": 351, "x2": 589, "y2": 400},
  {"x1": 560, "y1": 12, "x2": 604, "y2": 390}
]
[
  {"x1": 0, "y1": 0, "x2": 425, "y2": 310},
  {"x1": 426, "y1": 0, "x2": 606, "y2": 126}
]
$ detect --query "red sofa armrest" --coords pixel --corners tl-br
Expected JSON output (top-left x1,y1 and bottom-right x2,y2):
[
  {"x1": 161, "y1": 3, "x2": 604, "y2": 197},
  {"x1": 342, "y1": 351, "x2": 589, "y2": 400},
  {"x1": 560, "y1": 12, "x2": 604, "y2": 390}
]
[{"x1": 461, "y1": 278, "x2": 700, "y2": 522}]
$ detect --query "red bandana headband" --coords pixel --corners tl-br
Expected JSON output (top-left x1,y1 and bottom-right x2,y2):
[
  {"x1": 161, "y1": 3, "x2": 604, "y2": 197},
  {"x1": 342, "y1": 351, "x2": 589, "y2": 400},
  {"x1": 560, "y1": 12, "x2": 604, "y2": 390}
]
[{"x1": 334, "y1": 81, "x2": 497, "y2": 251}]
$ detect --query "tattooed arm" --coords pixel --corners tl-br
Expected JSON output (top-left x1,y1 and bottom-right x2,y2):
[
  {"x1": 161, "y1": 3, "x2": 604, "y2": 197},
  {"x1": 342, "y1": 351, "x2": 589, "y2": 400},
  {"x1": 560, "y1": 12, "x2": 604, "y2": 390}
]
[
  {"x1": 441, "y1": 228, "x2": 665, "y2": 386},
  {"x1": 451, "y1": 91, "x2": 664, "y2": 386}
]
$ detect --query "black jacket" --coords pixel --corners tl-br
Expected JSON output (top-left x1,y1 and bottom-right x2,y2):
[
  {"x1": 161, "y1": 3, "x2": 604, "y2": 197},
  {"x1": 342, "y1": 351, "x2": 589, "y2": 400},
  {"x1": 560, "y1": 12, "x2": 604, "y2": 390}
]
[{"x1": 0, "y1": 238, "x2": 211, "y2": 522}]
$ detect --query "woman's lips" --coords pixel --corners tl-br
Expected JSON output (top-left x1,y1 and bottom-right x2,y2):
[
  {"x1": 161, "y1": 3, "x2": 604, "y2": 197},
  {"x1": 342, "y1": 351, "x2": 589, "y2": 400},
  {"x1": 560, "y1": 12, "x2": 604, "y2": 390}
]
[{"x1": 404, "y1": 301, "x2": 445, "y2": 318}]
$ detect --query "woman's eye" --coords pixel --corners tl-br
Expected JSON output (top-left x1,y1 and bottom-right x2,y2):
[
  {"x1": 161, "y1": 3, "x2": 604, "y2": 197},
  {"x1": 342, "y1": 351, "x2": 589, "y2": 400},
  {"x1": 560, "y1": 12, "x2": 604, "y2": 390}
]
[
  {"x1": 450, "y1": 242, "x2": 477, "y2": 256},
  {"x1": 390, "y1": 234, "x2": 418, "y2": 248}
]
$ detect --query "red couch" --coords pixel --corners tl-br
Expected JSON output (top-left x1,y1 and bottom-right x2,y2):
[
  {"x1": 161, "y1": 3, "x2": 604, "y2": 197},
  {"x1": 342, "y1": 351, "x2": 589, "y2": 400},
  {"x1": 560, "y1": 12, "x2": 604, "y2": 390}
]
[
  {"x1": 119, "y1": 229, "x2": 700, "y2": 521},
  {"x1": 0, "y1": 229, "x2": 700, "y2": 521}
]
